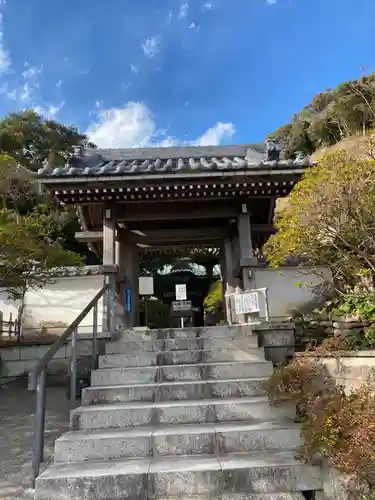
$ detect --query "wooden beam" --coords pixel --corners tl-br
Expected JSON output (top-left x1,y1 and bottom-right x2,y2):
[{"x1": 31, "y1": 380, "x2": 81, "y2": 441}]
[
  {"x1": 75, "y1": 231, "x2": 104, "y2": 242},
  {"x1": 116, "y1": 202, "x2": 237, "y2": 222},
  {"x1": 144, "y1": 227, "x2": 227, "y2": 242},
  {"x1": 75, "y1": 224, "x2": 274, "y2": 243},
  {"x1": 143, "y1": 239, "x2": 222, "y2": 248}
]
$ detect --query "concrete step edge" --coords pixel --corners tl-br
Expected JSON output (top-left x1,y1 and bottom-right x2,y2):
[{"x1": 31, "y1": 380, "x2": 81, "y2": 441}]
[
  {"x1": 85, "y1": 376, "x2": 270, "y2": 390},
  {"x1": 104, "y1": 347, "x2": 264, "y2": 354},
  {"x1": 72, "y1": 395, "x2": 275, "y2": 413},
  {"x1": 37, "y1": 450, "x2": 316, "y2": 479},
  {"x1": 143, "y1": 495, "x2": 306, "y2": 500},
  {"x1": 57, "y1": 420, "x2": 300, "y2": 442},
  {"x1": 94, "y1": 360, "x2": 272, "y2": 373}
]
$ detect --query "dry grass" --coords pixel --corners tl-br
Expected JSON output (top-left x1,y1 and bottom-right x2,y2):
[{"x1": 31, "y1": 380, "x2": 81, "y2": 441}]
[
  {"x1": 274, "y1": 135, "x2": 375, "y2": 219},
  {"x1": 311, "y1": 134, "x2": 375, "y2": 161}
]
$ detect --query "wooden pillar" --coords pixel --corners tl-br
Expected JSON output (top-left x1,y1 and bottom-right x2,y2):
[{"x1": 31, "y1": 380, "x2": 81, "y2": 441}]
[
  {"x1": 231, "y1": 235, "x2": 245, "y2": 323},
  {"x1": 103, "y1": 208, "x2": 116, "y2": 268},
  {"x1": 220, "y1": 245, "x2": 227, "y2": 322},
  {"x1": 131, "y1": 245, "x2": 140, "y2": 327},
  {"x1": 102, "y1": 207, "x2": 118, "y2": 335},
  {"x1": 237, "y1": 204, "x2": 257, "y2": 291},
  {"x1": 120, "y1": 239, "x2": 140, "y2": 328},
  {"x1": 223, "y1": 238, "x2": 235, "y2": 322},
  {"x1": 115, "y1": 239, "x2": 125, "y2": 307},
  {"x1": 231, "y1": 236, "x2": 242, "y2": 292}
]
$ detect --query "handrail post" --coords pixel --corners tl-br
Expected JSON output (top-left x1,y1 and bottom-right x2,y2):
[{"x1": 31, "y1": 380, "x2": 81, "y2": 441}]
[
  {"x1": 263, "y1": 287, "x2": 270, "y2": 323},
  {"x1": 104, "y1": 278, "x2": 112, "y2": 335},
  {"x1": 110, "y1": 294, "x2": 116, "y2": 339},
  {"x1": 70, "y1": 328, "x2": 77, "y2": 407},
  {"x1": 32, "y1": 369, "x2": 46, "y2": 487},
  {"x1": 92, "y1": 303, "x2": 98, "y2": 371}
]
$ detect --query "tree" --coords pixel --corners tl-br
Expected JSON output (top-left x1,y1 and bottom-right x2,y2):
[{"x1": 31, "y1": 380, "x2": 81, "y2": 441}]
[
  {"x1": 0, "y1": 110, "x2": 99, "y2": 263},
  {"x1": 0, "y1": 109, "x2": 95, "y2": 172},
  {"x1": 0, "y1": 155, "x2": 82, "y2": 297},
  {"x1": 139, "y1": 249, "x2": 183, "y2": 276},
  {"x1": 189, "y1": 247, "x2": 220, "y2": 281},
  {"x1": 268, "y1": 71, "x2": 375, "y2": 158},
  {"x1": 263, "y1": 149, "x2": 375, "y2": 289}
]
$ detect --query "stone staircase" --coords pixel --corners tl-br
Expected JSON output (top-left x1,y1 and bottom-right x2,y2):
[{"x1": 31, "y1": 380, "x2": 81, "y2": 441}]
[{"x1": 34, "y1": 325, "x2": 322, "y2": 500}]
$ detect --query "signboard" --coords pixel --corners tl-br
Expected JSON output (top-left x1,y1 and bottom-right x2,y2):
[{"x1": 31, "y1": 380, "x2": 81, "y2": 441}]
[
  {"x1": 172, "y1": 300, "x2": 192, "y2": 312},
  {"x1": 124, "y1": 287, "x2": 132, "y2": 313},
  {"x1": 139, "y1": 276, "x2": 154, "y2": 296},
  {"x1": 234, "y1": 291, "x2": 260, "y2": 315},
  {"x1": 175, "y1": 284, "x2": 187, "y2": 301}
]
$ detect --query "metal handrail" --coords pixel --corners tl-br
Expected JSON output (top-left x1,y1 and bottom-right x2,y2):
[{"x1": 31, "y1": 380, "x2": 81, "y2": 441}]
[{"x1": 28, "y1": 283, "x2": 111, "y2": 487}]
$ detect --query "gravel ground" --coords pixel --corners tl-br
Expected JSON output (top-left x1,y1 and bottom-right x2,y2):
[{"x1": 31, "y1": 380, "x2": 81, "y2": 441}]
[{"x1": 0, "y1": 381, "x2": 70, "y2": 499}]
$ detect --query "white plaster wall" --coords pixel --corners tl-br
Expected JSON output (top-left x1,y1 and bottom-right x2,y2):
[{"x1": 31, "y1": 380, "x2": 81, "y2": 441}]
[
  {"x1": 253, "y1": 266, "x2": 333, "y2": 320},
  {"x1": 22, "y1": 275, "x2": 105, "y2": 337}
]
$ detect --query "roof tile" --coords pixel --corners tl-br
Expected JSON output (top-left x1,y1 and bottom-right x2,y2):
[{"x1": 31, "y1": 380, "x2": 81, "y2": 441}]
[{"x1": 38, "y1": 144, "x2": 312, "y2": 178}]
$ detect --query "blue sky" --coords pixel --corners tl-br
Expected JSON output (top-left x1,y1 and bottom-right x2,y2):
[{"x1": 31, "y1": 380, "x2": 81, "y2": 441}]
[{"x1": 0, "y1": 0, "x2": 374, "y2": 148}]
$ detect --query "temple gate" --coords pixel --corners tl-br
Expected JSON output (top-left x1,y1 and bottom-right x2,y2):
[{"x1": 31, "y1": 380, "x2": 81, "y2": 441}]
[{"x1": 37, "y1": 141, "x2": 311, "y2": 328}]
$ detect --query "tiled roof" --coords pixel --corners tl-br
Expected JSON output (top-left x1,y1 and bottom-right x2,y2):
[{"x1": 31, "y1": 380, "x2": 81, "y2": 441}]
[
  {"x1": 54, "y1": 266, "x2": 102, "y2": 277},
  {"x1": 30, "y1": 266, "x2": 102, "y2": 278},
  {"x1": 37, "y1": 144, "x2": 312, "y2": 178}
]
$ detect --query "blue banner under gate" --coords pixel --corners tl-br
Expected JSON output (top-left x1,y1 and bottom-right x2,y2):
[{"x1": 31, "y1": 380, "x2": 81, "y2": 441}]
[{"x1": 125, "y1": 287, "x2": 132, "y2": 313}]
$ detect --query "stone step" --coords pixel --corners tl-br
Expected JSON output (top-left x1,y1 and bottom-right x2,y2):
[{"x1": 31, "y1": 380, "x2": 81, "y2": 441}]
[
  {"x1": 106, "y1": 335, "x2": 259, "y2": 355},
  {"x1": 91, "y1": 361, "x2": 273, "y2": 386},
  {"x1": 146, "y1": 495, "x2": 307, "y2": 500},
  {"x1": 82, "y1": 376, "x2": 268, "y2": 405},
  {"x1": 72, "y1": 396, "x2": 296, "y2": 430},
  {"x1": 35, "y1": 451, "x2": 322, "y2": 499},
  {"x1": 115, "y1": 325, "x2": 257, "y2": 342},
  {"x1": 99, "y1": 348, "x2": 266, "y2": 368},
  {"x1": 54, "y1": 421, "x2": 302, "y2": 463}
]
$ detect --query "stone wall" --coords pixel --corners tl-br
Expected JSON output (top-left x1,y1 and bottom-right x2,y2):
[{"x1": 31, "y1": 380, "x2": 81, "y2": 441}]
[
  {"x1": 296, "y1": 350, "x2": 375, "y2": 393},
  {"x1": 253, "y1": 266, "x2": 333, "y2": 320},
  {"x1": 321, "y1": 351, "x2": 375, "y2": 393},
  {"x1": 295, "y1": 314, "x2": 374, "y2": 349},
  {"x1": 295, "y1": 352, "x2": 375, "y2": 499},
  {"x1": 256, "y1": 322, "x2": 295, "y2": 364},
  {"x1": 0, "y1": 336, "x2": 109, "y2": 380}
]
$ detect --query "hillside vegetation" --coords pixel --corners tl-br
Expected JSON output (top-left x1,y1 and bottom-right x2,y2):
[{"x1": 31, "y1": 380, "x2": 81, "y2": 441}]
[
  {"x1": 269, "y1": 72, "x2": 375, "y2": 159},
  {"x1": 272, "y1": 73, "x2": 375, "y2": 219}
]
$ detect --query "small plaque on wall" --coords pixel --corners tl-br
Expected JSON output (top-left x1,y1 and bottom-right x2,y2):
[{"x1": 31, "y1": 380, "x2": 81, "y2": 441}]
[{"x1": 139, "y1": 277, "x2": 154, "y2": 296}]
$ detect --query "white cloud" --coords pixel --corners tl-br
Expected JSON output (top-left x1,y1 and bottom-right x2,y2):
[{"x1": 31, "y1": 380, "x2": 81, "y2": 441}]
[
  {"x1": 0, "y1": 10, "x2": 10, "y2": 73},
  {"x1": 178, "y1": 2, "x2": 189, "y2": 20},
  {"x1": 22, "y1": 64, "x2": 43, "y2": 80},
  {"x1": 130, "y1": 64, "x2": 139, "y2": 74},
  {"x1": 86, "y1": 101, "x2": 235, "y2": 149},
  {"x1": 34, "y1": 101, "x2": 65, "y2": 119},
  {"x1": 189, "y1": 22, "x2": 199, "y2": 30},
  {"x1": 0, "y1": 61, "x2": 64, "y2": 119},
  {"x1": 265, "y1": 0, "x2": 277, "y2": 4},
  {"x1": 202, "y1": 2, "x2": 213, "y2": 12},
  {"x1": 56, "y1": 79, "x2": 63, "y2": 88},
  {"x1": 195, "y1": 122, "x2": 235, "y2": 146},
  {"x1": 142, "y1": 36, "x2": 161, "y2": 58},
  {"x1": 19, "y1": 64, "x2": 43, "y2": 102},
  {"x1": 86, "y1": 102, "x2": 156, "y2": 148}
]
